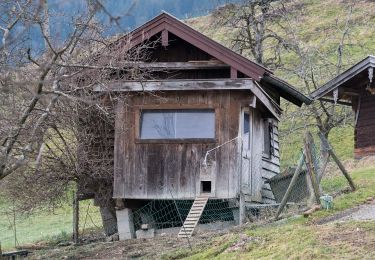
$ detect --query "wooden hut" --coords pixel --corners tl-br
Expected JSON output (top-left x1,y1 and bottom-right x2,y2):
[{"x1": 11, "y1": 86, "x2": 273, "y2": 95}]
[
  {"x1": 94, "y1": 12, "x2": 311, "y2": 239},
  {"x1": 311, "y1": 56, "x2": 375, "y2": 159}
]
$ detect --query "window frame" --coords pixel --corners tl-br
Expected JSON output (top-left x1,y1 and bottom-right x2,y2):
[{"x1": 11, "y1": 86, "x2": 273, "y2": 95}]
[
  {"x1": 262, "y1": 118, "x2": 275, "y2": 159},
  {"x1": 135, "y1": 104, "x2": 218, "y2": 144}
]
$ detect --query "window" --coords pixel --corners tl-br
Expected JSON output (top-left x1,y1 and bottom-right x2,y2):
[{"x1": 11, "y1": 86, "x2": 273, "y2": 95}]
[
  {"x1": 263, "y1": 119, "x2": 274, "y2": 157},
  {"x1": 140, "y1": 109, "x2": 215, "y2": 139},
  {"x1": 243, "y1": 112, "x2": 250, "y2": 134}
]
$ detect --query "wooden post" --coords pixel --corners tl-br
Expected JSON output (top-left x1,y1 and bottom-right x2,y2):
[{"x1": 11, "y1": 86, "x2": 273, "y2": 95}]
[
  {"x1": 318, "y1": 133, "x2": 356, "y2": 191},
  {"x1": 304, "y1": 134, "x2": 321, "y2": 204},
  {"x1": 329, "y1": 149, "x2": 356, "y2": 191},
  {"x1": 72, "y1": 192, "x2": 79, "y2": 244},
  {"x1": 274, "y1": 153, "x2": 305, "y2": 220},
  {"x1": 239, "y1": 191, "x2": 245, "y2": 225}
]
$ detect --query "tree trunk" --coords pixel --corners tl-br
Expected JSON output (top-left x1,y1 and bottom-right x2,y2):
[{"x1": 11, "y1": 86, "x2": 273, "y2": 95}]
[{"x1": 100, "y1": 204, "x2": 118, "y2": 236}]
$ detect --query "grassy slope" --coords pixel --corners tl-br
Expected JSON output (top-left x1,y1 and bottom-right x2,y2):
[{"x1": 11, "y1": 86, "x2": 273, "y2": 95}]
[
  {"x1": 188, "y1": 0, "x2": 375, "y2": 166},
  {"x1": 2, "y1": 0, "x2": 375, "y2": 252},
  {"x1": 163, "y1": 167, "x2": 375, "y2": 259},
  {"x1": 0, "y1": 200, "x2": 102, "y2": 250}
]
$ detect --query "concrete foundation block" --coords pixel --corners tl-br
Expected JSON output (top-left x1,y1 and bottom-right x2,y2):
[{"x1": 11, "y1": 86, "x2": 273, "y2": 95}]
[
  {"x1": 116, "y1": 208, "x2": 135, "y2": 240},
  {"x1": 136, "y1": 228, "x2": 155, "y2": 239},
  {"x1": 232, "y1": 208, "x2": 240, "y2": 225}
]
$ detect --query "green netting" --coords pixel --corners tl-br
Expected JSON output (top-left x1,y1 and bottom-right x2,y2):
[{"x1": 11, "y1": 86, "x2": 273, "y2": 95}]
[{"x1": 132, "y1": 199, "x2": 238, "y2": 231}]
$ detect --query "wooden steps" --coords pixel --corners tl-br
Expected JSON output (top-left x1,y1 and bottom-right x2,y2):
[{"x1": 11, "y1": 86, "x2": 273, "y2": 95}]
[{"x1": 178, "y1": 194, "x2": 210, "y2": 238}]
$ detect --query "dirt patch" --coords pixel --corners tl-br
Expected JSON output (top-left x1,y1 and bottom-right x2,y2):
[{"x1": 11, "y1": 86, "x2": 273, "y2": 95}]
[
  {"x1": 224, "y1": 234, "x2": 262, "y2": 253},
  {"x1": 29, "y1": 228, "x2": 229, "y2": 259},
  {"x1": 318, "y1": 222, "x2": 375, "y2": 256}
]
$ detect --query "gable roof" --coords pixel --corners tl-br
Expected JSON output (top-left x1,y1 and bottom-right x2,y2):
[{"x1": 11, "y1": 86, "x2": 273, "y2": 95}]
[
  {"x1": 114, "y1": 12, "x2": 311, "y2": 106},
  {"x1": 311, "y1": 55, "x2": 375, "y2": 100}
]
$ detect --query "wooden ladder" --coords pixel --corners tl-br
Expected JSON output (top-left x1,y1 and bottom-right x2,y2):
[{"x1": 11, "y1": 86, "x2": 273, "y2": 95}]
[{"x1": 178, "y1": 194, "x2": 209, "y2": 238}]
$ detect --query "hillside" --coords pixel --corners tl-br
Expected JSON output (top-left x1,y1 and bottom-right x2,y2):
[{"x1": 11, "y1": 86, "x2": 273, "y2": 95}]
[
  {"x1": 1, "y1": 1, "x2": 375, "y2": 256},
  {"x1": 187, "y1": 0, "x2": 375, "y2": 166},
  {"x1": 27, "y1": 166, "x2": 375, "y2": 259}
]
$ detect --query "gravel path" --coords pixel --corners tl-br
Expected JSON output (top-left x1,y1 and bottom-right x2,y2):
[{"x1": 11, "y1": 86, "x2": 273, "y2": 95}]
[
  {"x1": 315, "y1": 198, "x2": 375, "y2": 225},
  {"x1": 339, "y1": 200, "x2": 375, "y2": 221}
]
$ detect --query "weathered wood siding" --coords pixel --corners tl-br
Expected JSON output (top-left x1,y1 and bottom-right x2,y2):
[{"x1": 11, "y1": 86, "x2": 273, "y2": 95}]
[
  {"x1": 249, "y1": 110, "x2": 279, "y2": 203},
  {"x1": 355, "y1": 90, "x2": 375, "y2": 158},
  {"x1": 114, "y1": 90, "x2": 254, "y2": 200},
  {"x1": 261, "y1": 120, "x2": 279, "y2": 203}
]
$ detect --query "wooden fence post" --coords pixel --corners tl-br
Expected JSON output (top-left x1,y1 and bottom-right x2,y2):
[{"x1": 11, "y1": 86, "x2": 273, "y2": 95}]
[
  {"x1": 73, "y1": 192, "x2": 79, "y2": 244},
  {"x1": 318, "y1": 133, "x2": 356, "y2": 191},
  {"x1": 304, "y1": 133, "x2": 321, "y2": 205},
  {"x1": 329, "y1": 149, "x2": 356, "y2": 191}
]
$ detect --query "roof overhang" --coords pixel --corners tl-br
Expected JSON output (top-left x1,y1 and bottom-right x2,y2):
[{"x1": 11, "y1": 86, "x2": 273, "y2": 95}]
[
  {"x1": 261, "y1": 74, "x2": 313, "y2": 106},
  {"x1": 94, "y1": 78, "x2": 282, "y2": 120},
  {"x1": 310, "y1": 55, "x2": 375, "y2": 101}
]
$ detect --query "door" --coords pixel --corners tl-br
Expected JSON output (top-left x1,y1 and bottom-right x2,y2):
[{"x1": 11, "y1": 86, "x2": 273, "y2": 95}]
[
  {"x1": 240, "y1": 107, "x2": 263, "y2": 202},
  {"x1": 240, "y1": 107, "x2": 252, "y2": 196}
]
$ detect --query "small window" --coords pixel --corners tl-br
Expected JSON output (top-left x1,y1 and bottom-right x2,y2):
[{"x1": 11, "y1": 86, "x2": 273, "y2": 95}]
[
  {"x1": 263, "y1": 119, "x2": 274, "y2": 157},
  {"x1": 243, "y1": 112, "x2": 250, "y2": 134},
  {"x1": 140, "y1": 109, "x2": 215, "y2": 139}
]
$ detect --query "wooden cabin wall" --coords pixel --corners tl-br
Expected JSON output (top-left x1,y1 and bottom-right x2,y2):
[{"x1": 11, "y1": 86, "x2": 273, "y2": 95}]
[
  {"x1": 138, "y1": 33, "x2": 232, "y2": 80},
  {"x1": 113, "y1": 90, "x2": 253, "y2": 200},
  {"x1": 250, "y1": 110, "x2": 279, "y2": 203},
  {"x1": 261, "y1": 120, "x2": 279, "y2": 203},
  {"x1": 355, "y1": 90, "x2": 375, "y2": 158}
]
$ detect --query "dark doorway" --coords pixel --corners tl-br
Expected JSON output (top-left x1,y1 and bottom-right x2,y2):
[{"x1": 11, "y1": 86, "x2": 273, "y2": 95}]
[{"x1": 201, "y1": 181, "x2": 212, "y2": 193}]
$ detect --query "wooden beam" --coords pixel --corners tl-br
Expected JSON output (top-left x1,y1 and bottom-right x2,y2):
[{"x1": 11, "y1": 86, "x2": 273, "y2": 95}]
[
  {"x1": 328, "y1": 148, "x2": 356, "y2": 191},
  {"x1": 319, "y1": 97, "x2": 352, "y2": 106},
  {"x1": 121, "y1": 61, "x2": 229, "y2": 70},
  {"x1": 94, "y1": 78, "x2": 281, "y2": 120},
  {"x1": 94, "y1": 79, "x2": 252, "y2": 92},
  {"x1": 93, "y1": 79, "x2": 280, "y2": 121},
  {"x1": 230, "y1": 67, "x2": 237, "y2": 79},
  {"x1": 161, "y1": 29, "x2": 168, "y2": 46},
  {"x1": 249, "y1": 96, "x2": 256, "y2": 108},
  {"x1": 248, "y1": 82, "x2": 281, "y2": 121}
]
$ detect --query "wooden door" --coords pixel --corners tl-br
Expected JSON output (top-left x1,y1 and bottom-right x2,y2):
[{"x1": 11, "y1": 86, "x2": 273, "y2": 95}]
[{"x1": 240, "y1": 107, "x2": 252, "y2": 196}]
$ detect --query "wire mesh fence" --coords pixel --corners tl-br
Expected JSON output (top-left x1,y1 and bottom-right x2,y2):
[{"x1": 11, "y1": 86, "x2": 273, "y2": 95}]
[
  {"x1": 272, "y1": 131, "x2": 355, "y2": 219},
  {"x1": 132, "y1": 198, "x2": 239, "y2": 233},
  {"x1": 0, "y1": 200, "x2": 103, "y2": 250}
]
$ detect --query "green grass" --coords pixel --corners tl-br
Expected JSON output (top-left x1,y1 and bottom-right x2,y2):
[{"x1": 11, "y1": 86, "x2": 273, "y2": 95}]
[
  {"x1": 316, "y1": 167, "x2": 375, "y2": 218},
  {"x1": 0, "y1": 200, "x2": 102, "y2": 250},
  {"x1": 162, "y1": 167, "x2": 375, "y2": 259}
]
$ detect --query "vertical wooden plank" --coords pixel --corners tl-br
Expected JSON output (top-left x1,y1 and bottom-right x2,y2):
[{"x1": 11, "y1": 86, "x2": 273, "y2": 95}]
[
  {"x1": 250, "y1": 110, "x2": 263, "y2": 202},
  {"x1": 114, "y1": 98, "x2": 125, "y2": 198},
  {"x1": 161, "y1": 29, "x2": 169, "y2": 47},
  {"x1": 230, "y1": 67, "x2": 238, "y2": 79},
  {"x1": 228, "y1": 91, "x2": 239, "y2": 198}
]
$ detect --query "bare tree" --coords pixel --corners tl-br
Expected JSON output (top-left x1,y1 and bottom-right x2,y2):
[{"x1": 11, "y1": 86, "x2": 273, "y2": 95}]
[
  {"x1": 214, "y1": 1, "x2": 372, "y2": 161},
  {"x1": 214, "y1": 0, "x2": 294, "y2": 68},
  {"x1": 0, "y1": 0, "x2": 153, "y2": 235}
]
